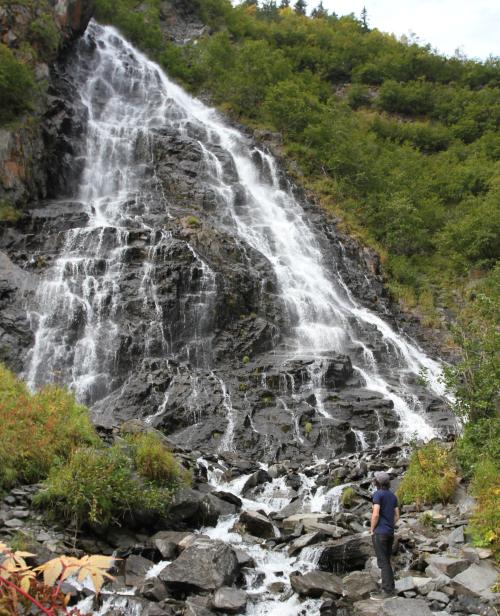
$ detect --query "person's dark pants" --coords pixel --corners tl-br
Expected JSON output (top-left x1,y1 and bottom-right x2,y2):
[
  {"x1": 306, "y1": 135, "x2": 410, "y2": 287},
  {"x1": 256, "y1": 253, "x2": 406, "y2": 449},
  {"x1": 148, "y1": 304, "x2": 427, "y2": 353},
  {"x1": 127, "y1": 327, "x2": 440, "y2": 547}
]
[{"x1": 372, "y1": 532, "x2": 395, "y2": 592}]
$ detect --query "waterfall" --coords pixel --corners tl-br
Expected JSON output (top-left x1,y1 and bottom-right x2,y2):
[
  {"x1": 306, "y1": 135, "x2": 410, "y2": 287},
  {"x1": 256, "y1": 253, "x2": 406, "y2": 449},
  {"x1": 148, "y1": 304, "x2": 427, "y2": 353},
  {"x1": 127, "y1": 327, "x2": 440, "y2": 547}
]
[{"x1": 26, "y1": 21, "x2": 446, "y2": 439}]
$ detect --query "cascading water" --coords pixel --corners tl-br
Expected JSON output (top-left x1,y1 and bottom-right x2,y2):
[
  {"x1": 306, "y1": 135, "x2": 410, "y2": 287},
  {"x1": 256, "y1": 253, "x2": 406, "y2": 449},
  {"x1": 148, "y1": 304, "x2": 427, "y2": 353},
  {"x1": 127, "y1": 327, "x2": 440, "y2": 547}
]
[
  {"x1": 21, "y1": 20, "x2": 454, "y2": 616},
  {"x1": 26, "y1": 24, "x2": 217, "y2": 405},
  {"x1": 26, "y1": 20, "x2": 446, "y2": 439}
]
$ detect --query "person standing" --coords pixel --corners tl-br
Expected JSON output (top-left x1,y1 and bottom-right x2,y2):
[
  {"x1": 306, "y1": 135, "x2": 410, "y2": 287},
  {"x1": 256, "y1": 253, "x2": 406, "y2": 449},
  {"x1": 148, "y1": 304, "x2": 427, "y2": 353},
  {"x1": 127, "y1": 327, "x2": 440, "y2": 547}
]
[{"x1": 370, "y1": 471, "x2": 399, "y2": 599}]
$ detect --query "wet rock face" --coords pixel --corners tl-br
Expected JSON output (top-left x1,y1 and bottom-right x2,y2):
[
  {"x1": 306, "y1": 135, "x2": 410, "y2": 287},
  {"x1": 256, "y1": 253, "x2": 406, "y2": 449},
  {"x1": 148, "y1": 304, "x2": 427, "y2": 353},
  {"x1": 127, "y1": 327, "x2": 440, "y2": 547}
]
[{"x1": 0, "y1": 20, "x2": 456, "y2": 465}]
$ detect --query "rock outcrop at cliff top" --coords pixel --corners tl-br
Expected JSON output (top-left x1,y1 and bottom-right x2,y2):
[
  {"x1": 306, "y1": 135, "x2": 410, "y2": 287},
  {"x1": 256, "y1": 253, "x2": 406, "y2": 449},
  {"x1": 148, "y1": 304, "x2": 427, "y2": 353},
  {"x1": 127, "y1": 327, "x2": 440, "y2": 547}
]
[{"x1": 0, "y1": 0, "x2": 94, "y2": 208}]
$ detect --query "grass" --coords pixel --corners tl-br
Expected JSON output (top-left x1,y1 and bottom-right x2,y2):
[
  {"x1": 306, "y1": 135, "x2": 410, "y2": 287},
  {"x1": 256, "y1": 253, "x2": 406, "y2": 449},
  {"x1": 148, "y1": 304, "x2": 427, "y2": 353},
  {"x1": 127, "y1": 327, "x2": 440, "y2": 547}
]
[
  {"x1": 397, "y1": 441, "x2": 457, "y2": 507},
  {"x1": 467, "y1": 455, "x2": 500, "y2": 561},
  {"x1": 35, "y1": 431, "x2": 190, "y2": 529},
  {"x1": 0, "y1": 364, "x2": 99, "y2": 491},
  {"x1": 341, "y1": 486, "x2": 356, "y2": 508},
  {"x1": 0, "y1": 200, "x2": 21, "y2": 222},
  {"x1": 125, "y1": 431, "x2": 191, "y2": 488}
]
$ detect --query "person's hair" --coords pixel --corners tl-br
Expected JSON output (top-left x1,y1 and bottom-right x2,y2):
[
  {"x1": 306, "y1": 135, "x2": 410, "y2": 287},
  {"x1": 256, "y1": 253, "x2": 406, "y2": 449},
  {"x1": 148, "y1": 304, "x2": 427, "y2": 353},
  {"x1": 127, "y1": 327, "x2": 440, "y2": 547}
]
[{"x1": 375, "y1": 476, "x2": 390, "y2": 489}]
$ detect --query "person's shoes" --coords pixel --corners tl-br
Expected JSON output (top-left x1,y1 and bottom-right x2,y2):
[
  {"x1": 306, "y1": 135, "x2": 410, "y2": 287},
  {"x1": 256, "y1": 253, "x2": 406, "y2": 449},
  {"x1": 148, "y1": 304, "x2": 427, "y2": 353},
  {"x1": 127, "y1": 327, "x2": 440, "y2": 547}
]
[{"x1": 369, "y1": 591, "x2": 396, "y2": 600}]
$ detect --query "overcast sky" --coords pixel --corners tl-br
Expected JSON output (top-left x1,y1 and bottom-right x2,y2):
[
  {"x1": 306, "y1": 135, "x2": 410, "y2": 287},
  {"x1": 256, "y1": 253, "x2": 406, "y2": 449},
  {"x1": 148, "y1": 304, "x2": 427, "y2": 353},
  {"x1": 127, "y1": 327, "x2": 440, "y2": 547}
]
[{"x1": 316, "y1": 0, "x2": 499, "y2": 59}]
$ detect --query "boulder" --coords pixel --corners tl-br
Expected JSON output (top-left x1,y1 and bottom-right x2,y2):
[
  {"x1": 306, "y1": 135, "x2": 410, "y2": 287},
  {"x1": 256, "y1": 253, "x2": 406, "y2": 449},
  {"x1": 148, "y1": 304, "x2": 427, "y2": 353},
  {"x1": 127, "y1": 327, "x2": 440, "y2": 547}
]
[
  {"x1": 303, "y1": 520, "x2": 346, "y2": 538},
  {"x1": 290, "y1": 571, "x2": 343, "y2": 598},
  {"x1": 426, "y1": 590, "x2": 449, "y2": 604},
  {"x1": 212, "y1": 587, "x2": 247, "y2": 613},
  {"x1": 452, "y1": 561, "x2": 498, "y2": 600},
  {"x1": 288, "y1": 531, "x2": 324, "y2": 556},
  {"x1": 444, "y1": 525, "x2": 465, "y2": 545},
  {"x1": 354, "y1": 598, "x2": 435, "y2": 616},
  {"x1": 199, "y1": 493, "x2": 239, "y2": 526},
  {"x1": 165, "y1": 488, "x2": 203, "y2": 528},
  {"x1": 151, "y1": 531, "x2": 192, "y2": 559},
  {"x1": 283, "y1": 513, "x2": 330, "y2": 530},
  {"x1": 239, "y1": 510, "x2": 277, "y2": 539},
  {"x1": 317, "y1": 534, "x2": 373, "y2": 573},
  {"x1": 382, "y1": 598, "x2": 434, "y2": 616},
  {"x1": 160, "y1": 539, "x2": 239, "y2": 592},
  {"x1": 124, "y1": 554, "x2": 154, "y2": 587},
  {"x1": 342, "y1": 570, "x2": 377, "y2": 599},
  {"x1": 426, "y1": 555, "x2": 470, "y2": 577},
  {"x1": 242, "y1": 469, "x2": 271, "y2": 494}
]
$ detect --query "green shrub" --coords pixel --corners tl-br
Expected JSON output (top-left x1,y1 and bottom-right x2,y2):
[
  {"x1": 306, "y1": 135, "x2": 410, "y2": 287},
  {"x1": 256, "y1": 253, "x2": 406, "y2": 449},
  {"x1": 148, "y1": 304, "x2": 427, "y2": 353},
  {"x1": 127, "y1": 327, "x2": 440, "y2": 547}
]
[
  {"x1": 0, "y1": 200, "x2": 21, "y2": 222},
  {"x1": 419, "y1": 511, "x2": 436, "y2": 527},
  {"x1": 185, "y1": 215, "x2": 200, "y2": 228},
  {"x1": 126, "y1": 432, "x2": 190, "y2": 488},
  {"x1": 456, "y1": 418, "x2": 500, "y2": 479},
  {"x1": 34, "y1": 445, "x2": 172, "y2": 528},
  {"x1": 0, "y1": 364, "x2": 98, "y2": 491},
  {"x1": 341, "y1": 486, "x2": 356, "y2": 507},
  {"x1": 242, "y1": 355, "x2": 250, "y2": 364},
  {"x1": 0, "y1": 44, "x2": 36, "y2": 124},
  {"x1": 468, "y1": 457, "x2": 500, "y2": 561},
  {"x1": 304, "y1": 421, "x2": 313, "y2": 434},
  {"x1": 30, "y1": 14, "x2": 59, "y2": 57},
  {"x1": 397, "y1": 442, "x2": 457, "y2": 507}
]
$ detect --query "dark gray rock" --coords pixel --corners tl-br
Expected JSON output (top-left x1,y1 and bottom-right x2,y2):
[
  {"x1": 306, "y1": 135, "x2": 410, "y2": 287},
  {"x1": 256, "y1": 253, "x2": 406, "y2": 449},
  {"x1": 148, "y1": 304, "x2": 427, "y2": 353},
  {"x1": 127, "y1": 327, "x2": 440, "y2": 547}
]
[
  {"x1": 212, "y1": 587, "x2": 247, "y2": 613},
  {"x1": 239, "y1": 510, "x2": 277, "y2": 539},
  {"x1": 124, "y1": 554, "x2": 154, "y2": 587},
  {"x1": 290, "y1": 570, "x2": 343, "y2": 597},
  {"x1": 426, "y1": 555, "x2": 470, "y2": 578},
  {"x1": 317, "y1": 534, "x2": 373, "y2": 573},
  {"x1": 452, "y1": 561, "x2": 498, "y2": 599},
  {"x1": 159, "y1": 539, "x2": 239, "y2": 592},
  {"x1": 151, "y1": 530, "x2": 192, "y2": 559},
  {"x1": 342, "y1": 570, "x2": 377, "y2": 599}
]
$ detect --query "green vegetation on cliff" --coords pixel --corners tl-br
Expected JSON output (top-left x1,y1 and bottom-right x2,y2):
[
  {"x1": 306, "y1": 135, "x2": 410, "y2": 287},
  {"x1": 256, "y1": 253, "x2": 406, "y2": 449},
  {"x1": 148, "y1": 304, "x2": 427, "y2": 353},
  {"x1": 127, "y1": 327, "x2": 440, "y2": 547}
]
[
  {"x1": 0, "y1": 365, "x2": 188, "y2": 529},
  {"x1": 93, "y1": 1, "x2": 500, "y2": 327}
]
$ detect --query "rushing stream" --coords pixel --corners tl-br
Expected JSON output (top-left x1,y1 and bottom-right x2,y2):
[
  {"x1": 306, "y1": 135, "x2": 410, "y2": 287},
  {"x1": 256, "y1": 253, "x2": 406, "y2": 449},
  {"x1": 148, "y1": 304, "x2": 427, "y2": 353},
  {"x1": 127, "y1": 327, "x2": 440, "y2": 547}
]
[{"x1": 23, "y1": 21, "x2": 452, "y2": 615}]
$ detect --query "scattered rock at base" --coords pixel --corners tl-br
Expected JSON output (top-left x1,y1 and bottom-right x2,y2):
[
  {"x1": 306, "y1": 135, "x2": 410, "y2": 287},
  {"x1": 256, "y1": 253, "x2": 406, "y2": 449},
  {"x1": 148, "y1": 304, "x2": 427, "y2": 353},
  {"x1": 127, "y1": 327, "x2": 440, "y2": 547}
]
[
  {"x1": 342, "y1": 570, "x2": 377, "y2": 599},
  {"x1": 290, "y1": 570, "x2": 343, "y2": 597},
  {"x1": 239, "y1": 510, "x2": 277, "y2": 539},
  {"x1": 212, "y1": 587, "x2": 247, "y2": 613},
  {"x1": 160, "y1": 539, "x2": 239, "y2": 592}
]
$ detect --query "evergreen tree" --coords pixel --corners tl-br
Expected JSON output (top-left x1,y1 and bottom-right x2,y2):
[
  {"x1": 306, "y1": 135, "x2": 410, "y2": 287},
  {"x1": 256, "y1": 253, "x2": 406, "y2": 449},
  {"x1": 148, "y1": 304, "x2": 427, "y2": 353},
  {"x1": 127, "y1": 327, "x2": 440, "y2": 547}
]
[
  {"x1": 279, "y1": 0, "x2": 290, "y2": 7},
  {"x1": 361, "y1": 6, "x2": 369, "y2": 31},
  {"x1": 294, "y1": 0, "x2": 307, "y2": 15},
  {"x1": 311, "y1": 1, "x2": 328, "y2": 18},
  {"x1": 260, "y1": 0, "x2": 279, "y2": 18}
]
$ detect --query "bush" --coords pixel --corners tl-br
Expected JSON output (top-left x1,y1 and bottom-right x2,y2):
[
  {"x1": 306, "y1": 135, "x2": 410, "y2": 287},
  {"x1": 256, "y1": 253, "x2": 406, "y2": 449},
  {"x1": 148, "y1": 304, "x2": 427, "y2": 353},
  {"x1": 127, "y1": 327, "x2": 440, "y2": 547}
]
[
  {"x1": 468, "y1": 457, "x2": 500, "y2": 560},
  {"x1": 126, "y1": 432, "x2": 190, "y2": 488},
  {"x1": 0, "y1": 364, "x2": 98, "y2": 491},
  {"x1": 0, "y1": 200, "x2": 20, "y2": 222},
  {"x1": 35, "y1": 445, "x2": 173, "y2": 528},
  {"x1": 0, "y1": 44, "x2": 36, "y2": 124},
  {"x1": 456, "y1": 418, "x2": 500, "y2": 479},
  {"x1": 397, "y1": 442, "x2": 457, "y2": 507},
  {"x1": 30, "y1": 14, "x2": 59, "y2": 57},
  {"x1": 341, "y1": 486, "x2": 356, "y2": 507}
]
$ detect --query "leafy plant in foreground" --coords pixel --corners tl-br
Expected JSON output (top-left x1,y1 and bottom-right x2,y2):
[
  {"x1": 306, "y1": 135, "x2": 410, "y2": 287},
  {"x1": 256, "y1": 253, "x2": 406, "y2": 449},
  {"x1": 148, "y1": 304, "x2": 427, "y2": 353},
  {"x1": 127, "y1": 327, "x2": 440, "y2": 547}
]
[{"x1": 0, "y1": 542, "x2": 114, "y2": 615}]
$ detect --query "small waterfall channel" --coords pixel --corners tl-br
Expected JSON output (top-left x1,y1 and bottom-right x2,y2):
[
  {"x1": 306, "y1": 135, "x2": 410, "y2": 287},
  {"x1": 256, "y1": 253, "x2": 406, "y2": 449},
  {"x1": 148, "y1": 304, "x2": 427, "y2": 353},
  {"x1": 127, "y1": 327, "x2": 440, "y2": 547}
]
[{"x1": 22, "y1": 21, "x2": 453, "y2": 616}]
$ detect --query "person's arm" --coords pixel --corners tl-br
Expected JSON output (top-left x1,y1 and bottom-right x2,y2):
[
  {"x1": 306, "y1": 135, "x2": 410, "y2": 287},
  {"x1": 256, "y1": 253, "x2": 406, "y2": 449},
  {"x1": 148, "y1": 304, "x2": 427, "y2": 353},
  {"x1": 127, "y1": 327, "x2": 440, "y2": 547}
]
[{"x1": 370, "y1": 503, "x2": 380, "y2": 534}]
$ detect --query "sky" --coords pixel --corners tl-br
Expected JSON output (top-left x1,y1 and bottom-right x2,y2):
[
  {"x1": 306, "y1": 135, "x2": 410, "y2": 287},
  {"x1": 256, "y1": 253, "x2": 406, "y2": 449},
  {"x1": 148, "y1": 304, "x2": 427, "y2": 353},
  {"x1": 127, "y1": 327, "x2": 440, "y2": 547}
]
[{"x1": 316, "y1": 0, "x2": 499, "y2": 59}]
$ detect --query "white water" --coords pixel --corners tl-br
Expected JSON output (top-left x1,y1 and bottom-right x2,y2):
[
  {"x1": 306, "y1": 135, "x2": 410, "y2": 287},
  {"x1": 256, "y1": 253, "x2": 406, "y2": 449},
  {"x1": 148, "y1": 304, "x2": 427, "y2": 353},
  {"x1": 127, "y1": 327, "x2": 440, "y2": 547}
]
[
  {"x1": 48, "y1": 24, "x2": 444, "y2": 440},
  {"x1": 23, "y1": 22, "x2": 451, "y2": 615},
  {"x1": 198, "y1": 458, "x2": 329, "y2": 615}
]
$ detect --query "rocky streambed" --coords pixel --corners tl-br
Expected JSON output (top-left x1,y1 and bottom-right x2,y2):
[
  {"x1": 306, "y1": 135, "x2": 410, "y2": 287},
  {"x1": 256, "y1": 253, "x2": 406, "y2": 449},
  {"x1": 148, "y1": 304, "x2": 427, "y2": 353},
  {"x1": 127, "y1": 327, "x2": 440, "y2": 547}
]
[{"x1": 1, "y1": 438, "x2": 498, "y2": 616}]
